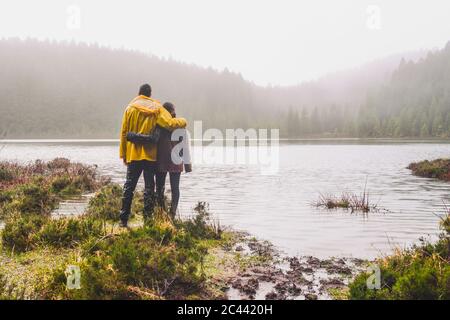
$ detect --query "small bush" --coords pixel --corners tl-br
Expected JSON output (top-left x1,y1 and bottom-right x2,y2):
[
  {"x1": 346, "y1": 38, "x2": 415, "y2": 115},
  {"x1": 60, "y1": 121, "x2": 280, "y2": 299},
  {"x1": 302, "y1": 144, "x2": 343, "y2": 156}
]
[
  {"x1": 349, "y1": 214, "x2": 450, "y2": 300},
  {"x1": 10, "y1": 181, "x2": 57, "y2": 216},
  {"x1": 69, "y1": 164, "x2": 101, "y2": 192},
  {"x1": 1, "y1": 214, "x2": 105, "y2": 252},
  {"x1": 87, "y1": 183, "x2": 142, "y2": 222},
  {"x1": 0, "y1": 166, "x2": 15, "y2": 182},
  {"x1": 50, "y1": 175, "x2": 72, "y2": 193},
  {"x1": 37, "y1": 216, "x2": 105, "y2": 248},
  {"x1": 178, "y1": 202, "x2": 222, "y2": 240},
  {"x1": 87, "y1": 184, "x2": 122, "y2": 221},
  {"x1": 1, "y1": 215, "x2": 48, "y2": 252},
  {"x1": 47, "y1": 158, "x2": 71, "y2": 170},
  {"x1": 47, "y1": 223, "x2": 207, "y2": 299},
  {"x1": 52, "y1": 176, "x2": 83, "y2": 198},
  {"x1": 0, "y1": 189, "x2": 13, "y2": 205},
  {"x1": 350, "y1": 255, "x2": 450, "y2": 300}
]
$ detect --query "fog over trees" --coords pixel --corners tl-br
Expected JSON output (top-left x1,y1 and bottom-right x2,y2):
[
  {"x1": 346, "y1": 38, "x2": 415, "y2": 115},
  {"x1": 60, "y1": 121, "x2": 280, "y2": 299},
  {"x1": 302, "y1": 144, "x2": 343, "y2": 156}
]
[{"x1": 0, "y1": 38, "x2": 449, "y2": 138}]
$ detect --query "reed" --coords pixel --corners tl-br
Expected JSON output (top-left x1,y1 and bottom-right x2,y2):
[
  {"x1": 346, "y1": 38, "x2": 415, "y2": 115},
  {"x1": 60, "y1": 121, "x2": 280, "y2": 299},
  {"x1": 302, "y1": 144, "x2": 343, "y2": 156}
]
[{"x1": 314, "y1": 187, "x2": 375, "y2": 213}]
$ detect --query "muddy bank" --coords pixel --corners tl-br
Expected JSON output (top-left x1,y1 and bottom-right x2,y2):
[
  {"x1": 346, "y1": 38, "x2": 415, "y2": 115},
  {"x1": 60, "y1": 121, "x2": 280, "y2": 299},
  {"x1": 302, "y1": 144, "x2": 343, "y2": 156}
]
[{"x1": 206, "y1": 232, "x2": 369, "y2": 300}]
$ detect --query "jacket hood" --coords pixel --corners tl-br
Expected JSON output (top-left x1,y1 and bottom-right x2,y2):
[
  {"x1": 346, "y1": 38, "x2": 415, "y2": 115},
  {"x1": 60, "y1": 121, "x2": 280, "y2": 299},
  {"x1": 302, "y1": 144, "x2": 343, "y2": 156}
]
[{"x1": 127, "y1": 95, "x2": 161, "y2": 116}]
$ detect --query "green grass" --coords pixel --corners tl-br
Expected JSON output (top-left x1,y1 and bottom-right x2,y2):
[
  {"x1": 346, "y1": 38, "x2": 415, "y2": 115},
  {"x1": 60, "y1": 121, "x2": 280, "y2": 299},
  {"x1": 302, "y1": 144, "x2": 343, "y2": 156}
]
[
  {"x1": 349, "y1": 214, "x2": 450, "y2": 300},
  {"x1": 86, "y1": 183, "x2": 144, "y2": 222},
  {"x1": 0, "y1": 162, "x2": 229, "y2": 299},
  {"x1": 0, "y1": 158, "x2": 106, "y2": 220}
]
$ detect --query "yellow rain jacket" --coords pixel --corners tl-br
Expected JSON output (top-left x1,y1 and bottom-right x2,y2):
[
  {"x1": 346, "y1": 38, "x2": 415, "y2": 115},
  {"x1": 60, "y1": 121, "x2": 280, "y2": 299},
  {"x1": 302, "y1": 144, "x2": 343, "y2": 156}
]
[{"x1": 119, "y1": 95, "x2": 187, "y2": 163}]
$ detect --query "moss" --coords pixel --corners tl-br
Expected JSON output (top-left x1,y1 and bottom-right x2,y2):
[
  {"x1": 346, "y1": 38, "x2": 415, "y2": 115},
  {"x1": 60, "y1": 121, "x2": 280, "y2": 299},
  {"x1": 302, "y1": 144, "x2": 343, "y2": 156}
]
[{"x1": 329, "y1": 287, "x2": 350, "y2": 300}]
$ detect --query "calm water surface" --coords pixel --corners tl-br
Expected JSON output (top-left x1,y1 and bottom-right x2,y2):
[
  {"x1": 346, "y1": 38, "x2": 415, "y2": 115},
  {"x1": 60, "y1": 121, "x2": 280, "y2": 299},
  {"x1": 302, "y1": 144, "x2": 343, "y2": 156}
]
[{"x1": 2, "y1": 140, "x2": 450, "y2": 259}]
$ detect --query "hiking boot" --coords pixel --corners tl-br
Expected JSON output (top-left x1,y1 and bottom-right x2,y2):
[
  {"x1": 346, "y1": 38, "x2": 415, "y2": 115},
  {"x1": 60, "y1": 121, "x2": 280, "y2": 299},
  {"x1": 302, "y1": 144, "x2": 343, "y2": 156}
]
[
  {"x1": 119, "y1": 219, "x2": 128, "y2": 228},
  {"x1": 143, "y1": 188, "x2": 156, "y2": 220}
]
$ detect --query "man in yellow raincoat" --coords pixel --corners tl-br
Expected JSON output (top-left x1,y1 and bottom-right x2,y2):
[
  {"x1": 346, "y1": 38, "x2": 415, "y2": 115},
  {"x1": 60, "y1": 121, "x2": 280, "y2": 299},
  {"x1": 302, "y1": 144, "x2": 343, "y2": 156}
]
[{"x1": 119, "y1": 83, "x2": 187, "y2": 227}]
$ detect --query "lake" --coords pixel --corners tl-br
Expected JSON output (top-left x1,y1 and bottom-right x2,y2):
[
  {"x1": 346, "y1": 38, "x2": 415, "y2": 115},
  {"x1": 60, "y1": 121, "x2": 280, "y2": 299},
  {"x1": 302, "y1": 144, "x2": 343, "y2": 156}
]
[{"x1": 1, "y1": 139, "x2": 450, "y2": 259}]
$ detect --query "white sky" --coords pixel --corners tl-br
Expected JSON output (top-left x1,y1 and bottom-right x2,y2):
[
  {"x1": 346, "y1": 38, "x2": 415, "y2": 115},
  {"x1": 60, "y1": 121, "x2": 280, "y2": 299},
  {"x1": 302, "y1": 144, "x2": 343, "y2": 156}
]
[{"x1": 1, "y1": 0, "x2": 450, "y2": 86}]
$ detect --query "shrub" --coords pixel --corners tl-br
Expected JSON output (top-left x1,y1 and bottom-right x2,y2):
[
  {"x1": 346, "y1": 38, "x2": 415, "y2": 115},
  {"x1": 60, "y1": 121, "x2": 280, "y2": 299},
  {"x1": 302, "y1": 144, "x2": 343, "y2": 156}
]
[
  {"x1": 69, "y1": 163, "x2": 101, "y2": 192},
  {"x1": 178, "y1": 202, "x2": 222, "y2": 240},
  {"x1": 87, "y1": 184, "x2": 122, "y2": 221},
  {"x1": 0, "y1": 158, "x2": 103, "y2": 198},
  {"x1": 1, "y1": 215, "x2": 48, "y2": 252},
  {"x1": 0, "y1": 189, "x2": 13, "y2": 205},
  {"x1": 50, "y1": 174, "x2": 82, "y2": 197},
  {"x1": 10, "y1": 181, "x2": 57, "y2": 216},
  {"x1": 349, "y1": 214, "x2": 450, "y2": 300},
  {"x1": 47, "y1": 224, "x2": 207, "y2": 299},
  {"x1": 350, "y1": 255, "x2": 450, "y2": 300},
  {"x1": 37, "y1": 216, "x2": 105, "y2": 248},
  {"x1": 0, "y1": 166, "x2": 15, "y2": 182},
  {"x1": 87, "y1": 183, "x2": 142, "y2": 222},
  {"x1": 47, "y1": 158, "x2": 71, "y2": 170},
  {"x1": 1, "y1": 214, "x2": 105, "y2": 252}
]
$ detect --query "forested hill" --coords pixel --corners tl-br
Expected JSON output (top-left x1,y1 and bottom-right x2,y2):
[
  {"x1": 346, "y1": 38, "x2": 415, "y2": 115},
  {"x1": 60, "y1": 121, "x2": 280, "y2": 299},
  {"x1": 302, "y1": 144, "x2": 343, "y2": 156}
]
[
  {"x1": 354, "y1": 42, "x2": 450, "y2": 137},
  {"x1": 0, "y1": 38, "x2": 447, "y2": 139}
]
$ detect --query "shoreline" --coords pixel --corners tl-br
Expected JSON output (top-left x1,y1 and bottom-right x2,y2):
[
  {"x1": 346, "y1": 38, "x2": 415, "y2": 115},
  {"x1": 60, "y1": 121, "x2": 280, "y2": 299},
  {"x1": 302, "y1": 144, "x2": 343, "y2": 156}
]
[
  {"x1": 0, "y1": 158, "x2": 368, "y2": 300},
  {"x1": 2, "y1": 138, "x2": 450, "y2": 144},
  {"x1": 1, "y1": 158, "x2": 448, "y2": 300}
]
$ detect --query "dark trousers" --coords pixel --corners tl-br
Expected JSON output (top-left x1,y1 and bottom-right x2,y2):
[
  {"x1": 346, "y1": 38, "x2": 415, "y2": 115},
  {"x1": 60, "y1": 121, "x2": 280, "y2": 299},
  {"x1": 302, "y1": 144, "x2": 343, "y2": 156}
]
[
  {"x1": 156, "y1": 172, "x2": 181, "y2": 217},
  {"x1": 120, "y1": 160, "x2": 156, "y2": 222}
]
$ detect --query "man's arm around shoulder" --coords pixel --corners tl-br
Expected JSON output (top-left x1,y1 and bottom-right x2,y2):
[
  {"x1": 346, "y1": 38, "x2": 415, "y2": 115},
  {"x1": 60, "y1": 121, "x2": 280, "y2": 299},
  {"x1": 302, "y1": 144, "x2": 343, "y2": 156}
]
[{"x1": 156, "y1": 107, "x2": 187, "y2": 130}]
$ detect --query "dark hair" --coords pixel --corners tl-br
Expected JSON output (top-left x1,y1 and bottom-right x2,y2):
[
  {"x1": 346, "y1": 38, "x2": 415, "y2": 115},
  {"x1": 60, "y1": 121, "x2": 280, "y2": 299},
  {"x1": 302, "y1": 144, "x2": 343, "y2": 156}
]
[
  {"x1": 139, "y1": 83, "x2": 152, "y2": 97},
  {"x1": 163, "y1": 102, "x2": 175, "y2": 113}
]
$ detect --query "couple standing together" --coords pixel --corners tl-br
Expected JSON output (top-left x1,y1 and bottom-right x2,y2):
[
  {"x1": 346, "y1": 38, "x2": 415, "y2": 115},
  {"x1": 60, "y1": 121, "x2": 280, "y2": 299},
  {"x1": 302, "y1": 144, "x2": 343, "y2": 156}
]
[{"x1": 119, "y1": 83, "x2": 191, "y2": 228}]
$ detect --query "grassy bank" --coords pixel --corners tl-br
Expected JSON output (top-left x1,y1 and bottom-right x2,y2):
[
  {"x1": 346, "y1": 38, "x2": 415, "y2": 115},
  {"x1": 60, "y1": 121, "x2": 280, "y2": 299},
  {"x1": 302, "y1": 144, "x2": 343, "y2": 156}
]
[
  {"x1": 347, "y1": 158, "x2": 450, "y2": 299},
  {"x1": 1, "y1": 158, "x2": 449, "y2": 300},
  {"x1": 348, "y1": 213, "x2": 450, "y2": 299},
  {"x1": 408, "y1": 158, "x2": 450, "y2": 181},
  {"x1": 0, "y1": 159, "x2": 235, "y2": 299}
]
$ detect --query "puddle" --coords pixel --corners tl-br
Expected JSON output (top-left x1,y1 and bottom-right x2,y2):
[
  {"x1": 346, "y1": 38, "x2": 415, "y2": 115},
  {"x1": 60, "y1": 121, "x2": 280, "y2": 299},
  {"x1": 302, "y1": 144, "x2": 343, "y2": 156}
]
[{"x1": 51, "y1": 193, "x2": 94, "y2": 217}]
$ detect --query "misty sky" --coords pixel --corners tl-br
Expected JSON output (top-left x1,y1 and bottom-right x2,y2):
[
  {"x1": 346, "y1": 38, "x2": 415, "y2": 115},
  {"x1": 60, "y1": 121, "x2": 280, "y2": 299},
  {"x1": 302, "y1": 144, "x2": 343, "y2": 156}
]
[{"x1": 1, "y1": 0, "x2": 450, "y2": 86}]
